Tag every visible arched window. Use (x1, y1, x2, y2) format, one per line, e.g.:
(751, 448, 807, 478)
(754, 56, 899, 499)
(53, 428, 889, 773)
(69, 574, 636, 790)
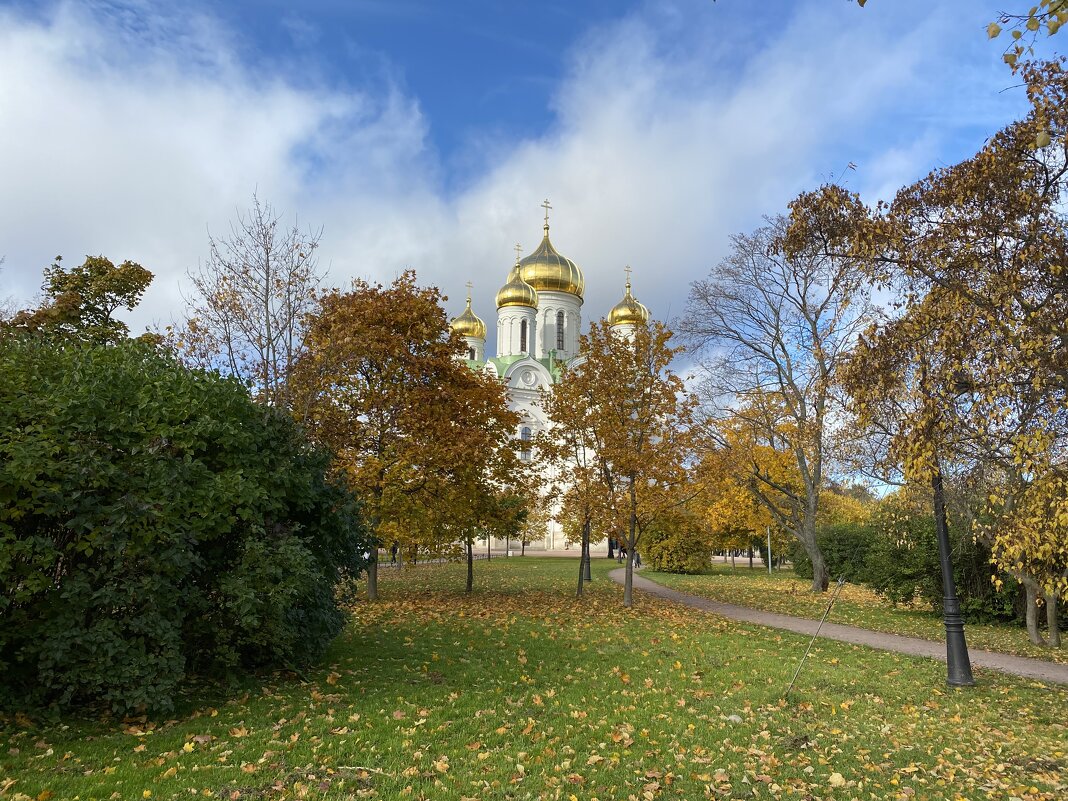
(520, 426, 532, 462)
(468, 347, 476, 360)
(556, 311, 565, 351)
(520, 319, 528, 353)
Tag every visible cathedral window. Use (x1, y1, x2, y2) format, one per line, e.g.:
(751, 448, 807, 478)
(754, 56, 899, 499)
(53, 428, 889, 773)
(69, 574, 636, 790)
(556, 311, 565, 351)
(520, 426, 532, 462)
(520, 319, 528, 353)
(468, 347, 476, 360)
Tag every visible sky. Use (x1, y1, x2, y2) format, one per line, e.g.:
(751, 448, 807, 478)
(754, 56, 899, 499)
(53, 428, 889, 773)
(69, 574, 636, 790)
(0, 0, 1046, 351)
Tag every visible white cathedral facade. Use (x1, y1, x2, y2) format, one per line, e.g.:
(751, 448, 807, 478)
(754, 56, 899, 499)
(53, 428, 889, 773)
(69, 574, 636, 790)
(448, 207, 650, 550)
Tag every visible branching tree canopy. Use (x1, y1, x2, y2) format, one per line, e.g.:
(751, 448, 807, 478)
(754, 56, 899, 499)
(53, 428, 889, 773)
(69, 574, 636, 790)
(786, 59, 1068, 640)
(546, 320, 697, 607)
(3, 255, 153, 345)
(291, 271, 518, 600)
(681, 216, 873, 591)
(178, 195, 323, 409)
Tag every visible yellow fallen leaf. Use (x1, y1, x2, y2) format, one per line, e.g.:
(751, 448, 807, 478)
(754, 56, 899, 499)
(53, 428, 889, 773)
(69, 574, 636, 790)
(829, 772, 846, 788)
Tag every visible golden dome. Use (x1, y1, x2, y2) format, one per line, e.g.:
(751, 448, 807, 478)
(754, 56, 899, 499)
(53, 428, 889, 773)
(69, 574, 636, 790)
(607, 276, 649, 327)
(451, 294, 486, 340)
(496, 263, 539, 309)
(518, 222, 584, 299)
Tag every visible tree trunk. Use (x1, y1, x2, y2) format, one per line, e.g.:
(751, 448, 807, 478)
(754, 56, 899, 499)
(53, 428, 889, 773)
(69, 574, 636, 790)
(582, 518, 592, 582)
(748, 548, 753, 570)
(623, 503, 637, 608)
(799, 519, 829, 591)
(521, 538, 526, 556)
(1024, 581, 1044, 645)
(730, 552, 735, 570)
(1047, 593, 1061, 648)
(367, 553, 379, 601)
(466, 539, 474, 594)
(576, 538, 585, 598)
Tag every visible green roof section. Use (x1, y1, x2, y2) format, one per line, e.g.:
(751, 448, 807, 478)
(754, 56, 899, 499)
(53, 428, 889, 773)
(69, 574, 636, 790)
(461, 352, 569, 383)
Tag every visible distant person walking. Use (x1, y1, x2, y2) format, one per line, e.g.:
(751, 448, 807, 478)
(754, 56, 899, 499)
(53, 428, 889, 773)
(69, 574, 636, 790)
(390, 542, 399, 565)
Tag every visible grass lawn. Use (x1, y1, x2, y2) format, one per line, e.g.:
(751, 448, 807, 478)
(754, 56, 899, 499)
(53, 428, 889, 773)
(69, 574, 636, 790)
(1, 556, 1065, 801)
(642, 563, 1068, 665)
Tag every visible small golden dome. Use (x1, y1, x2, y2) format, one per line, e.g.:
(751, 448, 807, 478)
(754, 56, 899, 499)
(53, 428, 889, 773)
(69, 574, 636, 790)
(518, 223, 584, 299)
(496, 263, 539, 309)
(607, 275, 649, 327)
(451, 295, 486, 340)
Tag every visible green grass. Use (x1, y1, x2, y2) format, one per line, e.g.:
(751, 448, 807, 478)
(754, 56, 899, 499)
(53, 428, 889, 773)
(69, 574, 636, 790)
(0, 557, 1064, 801)
(642, 562, 1068, 664)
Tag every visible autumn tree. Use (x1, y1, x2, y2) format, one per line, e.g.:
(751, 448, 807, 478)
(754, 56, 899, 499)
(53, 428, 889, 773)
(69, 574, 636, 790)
(3, 255, 153, 345)
(693, 432, 792, 569)
(786, 59, 1068, 643)
(681, 217, 873, 591)
(291, 271, 518, 600)
(541, 434, 611, 597)
(546, 320, 697, 607)
(179, 195, 323, 408)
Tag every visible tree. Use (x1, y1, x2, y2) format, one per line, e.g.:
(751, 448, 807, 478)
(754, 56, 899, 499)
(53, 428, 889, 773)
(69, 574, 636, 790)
(681, 217, 873, 591)
(786, 59, 1068, 643)
(693, 432, 792, 569)
(178, 195, 323, 408)
(290, 272, 519, 600)
(3, 255, 152, 344)
(546, 320, 697, 607)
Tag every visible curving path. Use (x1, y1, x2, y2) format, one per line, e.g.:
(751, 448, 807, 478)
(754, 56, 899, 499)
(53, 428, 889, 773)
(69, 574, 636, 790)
(608, 568, 1068, 686)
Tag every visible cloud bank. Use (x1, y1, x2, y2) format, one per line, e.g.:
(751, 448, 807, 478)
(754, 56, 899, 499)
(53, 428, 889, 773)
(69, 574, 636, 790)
(0, 0, 1028, 347)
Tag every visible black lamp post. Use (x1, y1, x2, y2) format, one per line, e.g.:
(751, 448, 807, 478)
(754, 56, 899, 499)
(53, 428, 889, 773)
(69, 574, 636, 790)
(931, 461, 975, 686)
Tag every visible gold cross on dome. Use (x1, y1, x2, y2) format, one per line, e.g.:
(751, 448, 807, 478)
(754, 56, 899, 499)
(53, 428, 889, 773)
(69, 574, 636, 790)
(514, 242, 523, 263)
(465, 280, 473, 302)
(541, 198, 552, 226)
(624, 265, 633, 282)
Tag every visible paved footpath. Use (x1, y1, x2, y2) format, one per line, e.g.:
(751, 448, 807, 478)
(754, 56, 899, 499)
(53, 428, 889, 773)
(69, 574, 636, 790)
(608, 568, 1068, 686)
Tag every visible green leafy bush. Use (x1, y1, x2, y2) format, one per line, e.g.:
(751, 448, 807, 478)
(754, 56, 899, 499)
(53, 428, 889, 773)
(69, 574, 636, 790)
(644, 510, 710, 574)
(0, 338, 367, 713)
(789, 523, 875, 584)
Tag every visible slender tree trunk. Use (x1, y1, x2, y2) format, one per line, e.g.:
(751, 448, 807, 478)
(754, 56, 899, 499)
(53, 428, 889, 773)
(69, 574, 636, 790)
(466, 538, 474, 594)
(623, 505, 637, 608)
(748, 548, 753, 570)
(731, 552, 735, 570)
(800, 519, 829, 591)
(582, 517, 592, 582)
(1046, 593, 1061, 648)
(576, 538, 585, 598)
(367, 554, 379, 601)
(367, 512, 381, 601)
(1024, 581, 1044, 645)
(522, 538, 526, 556)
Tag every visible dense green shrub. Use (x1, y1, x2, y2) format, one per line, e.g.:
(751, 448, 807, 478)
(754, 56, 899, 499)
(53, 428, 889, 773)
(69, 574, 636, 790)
(789, 523, 875, 584)
(644, 510, 710, 574)
(862, 507, 1020, 624)
(0, 338, 367, 713)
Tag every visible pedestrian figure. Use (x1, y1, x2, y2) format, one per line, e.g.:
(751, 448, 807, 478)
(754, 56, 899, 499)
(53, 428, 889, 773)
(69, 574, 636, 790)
(390, 542, 399, 565)
(633, 550, 642, 568)
(619, 545, 627, 564)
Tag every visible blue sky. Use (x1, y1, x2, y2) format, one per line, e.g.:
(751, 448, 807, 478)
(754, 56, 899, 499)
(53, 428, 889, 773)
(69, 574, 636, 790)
(0, 0, 1051, 347)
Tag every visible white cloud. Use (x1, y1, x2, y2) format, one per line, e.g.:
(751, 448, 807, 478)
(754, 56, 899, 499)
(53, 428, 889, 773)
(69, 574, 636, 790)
(0, 0, 1030, 351)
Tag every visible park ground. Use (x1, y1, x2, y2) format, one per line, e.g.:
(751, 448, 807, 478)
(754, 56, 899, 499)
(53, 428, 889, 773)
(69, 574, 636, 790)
(1, 557, 1065, 801)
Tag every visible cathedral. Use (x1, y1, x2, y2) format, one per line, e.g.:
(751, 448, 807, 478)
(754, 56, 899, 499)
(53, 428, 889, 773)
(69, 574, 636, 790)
(449, 203, 650, 550)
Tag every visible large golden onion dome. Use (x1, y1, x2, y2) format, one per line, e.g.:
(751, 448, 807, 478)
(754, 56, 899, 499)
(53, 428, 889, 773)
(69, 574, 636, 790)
(607, 274, 650, 327)
(518, 222, 584, 299)
(450, 293, 486, 340)
(495, 262, 539, 309)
